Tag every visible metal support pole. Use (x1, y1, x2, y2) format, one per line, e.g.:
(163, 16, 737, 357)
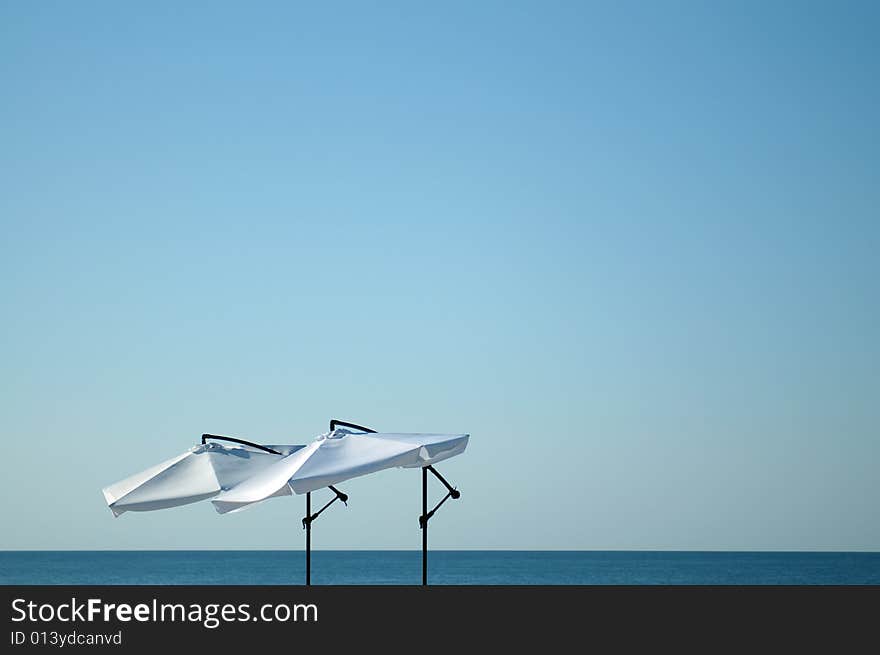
(422, 466, 428, 586)
(301, 486, 347, 586)
(306, 492, 311, 586)
(418, 465, 461, 586)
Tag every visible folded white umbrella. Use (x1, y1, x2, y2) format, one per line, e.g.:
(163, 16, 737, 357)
(102, 420, 468, 585)
(102, 439, 304, 517)
(212, 428, 468, 513)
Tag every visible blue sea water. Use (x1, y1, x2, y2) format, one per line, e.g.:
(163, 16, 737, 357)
(1, 551, 878, 585)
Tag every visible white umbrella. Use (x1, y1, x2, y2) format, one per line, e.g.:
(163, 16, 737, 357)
(102, 421, 468, 585)
(211, 427, 467, 513)
(102, 437, 302, 517)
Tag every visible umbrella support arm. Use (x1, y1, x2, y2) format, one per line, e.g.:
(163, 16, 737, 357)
(302, 485, 348, 528)
(418, 465, 461, 528)
(201, 434, 281, 456)
(419, 465, 461, 586)
(428, 465, 459, 497)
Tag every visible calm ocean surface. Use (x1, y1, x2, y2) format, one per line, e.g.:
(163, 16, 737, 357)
(2, 551, 879, 585)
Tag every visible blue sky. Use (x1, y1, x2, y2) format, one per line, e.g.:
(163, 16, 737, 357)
(1, 2, 878, 550)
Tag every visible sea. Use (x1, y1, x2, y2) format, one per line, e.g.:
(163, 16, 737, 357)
(2, 551, 879, 585)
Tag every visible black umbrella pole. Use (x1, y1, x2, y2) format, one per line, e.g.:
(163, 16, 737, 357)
(422, 466, 427, 586)
(306, 492, 311, 586)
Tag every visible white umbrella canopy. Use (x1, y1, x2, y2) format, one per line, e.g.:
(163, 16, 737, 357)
(102, 440, 304, 517)
(211, 428, 468, 513)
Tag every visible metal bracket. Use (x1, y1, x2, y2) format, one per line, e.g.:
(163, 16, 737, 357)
(329, 419, 377, 434)
(302, 485, 349, 529)
(201, 434, 281, 455)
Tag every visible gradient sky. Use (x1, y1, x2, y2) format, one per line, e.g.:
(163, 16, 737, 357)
(1, 2, 878, 550)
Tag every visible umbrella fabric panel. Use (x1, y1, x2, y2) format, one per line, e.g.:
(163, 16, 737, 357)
(365, 433, 469, 468)
(104, 451, 220, 516)
(102, 449, 194, 515)
(211, 441, 322, 514)
(206, 445, 286, 489)
(262, 445, 307, 456)
(102, 443, 284, 517)
(285, 431, 435, 494)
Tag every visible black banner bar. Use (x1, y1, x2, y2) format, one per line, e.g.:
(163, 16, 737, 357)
(2, 586, 877, 650)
